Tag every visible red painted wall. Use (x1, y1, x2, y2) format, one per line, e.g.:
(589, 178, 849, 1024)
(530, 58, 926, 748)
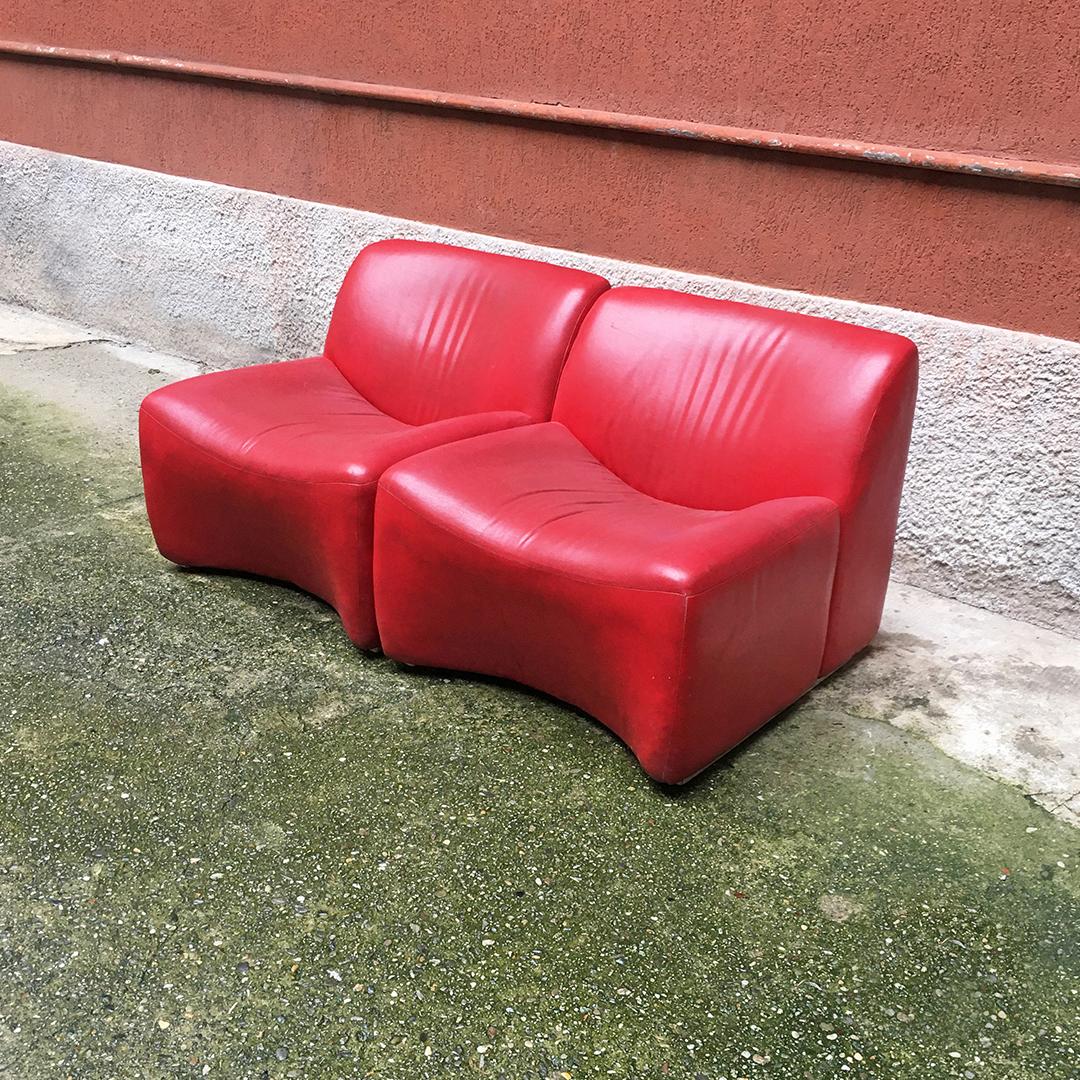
(2, 1, 1079, 338)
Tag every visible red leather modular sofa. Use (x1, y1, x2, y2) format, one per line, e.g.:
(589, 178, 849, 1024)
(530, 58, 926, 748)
(140, 240, 608, 648)
(141, 240, 917, 783)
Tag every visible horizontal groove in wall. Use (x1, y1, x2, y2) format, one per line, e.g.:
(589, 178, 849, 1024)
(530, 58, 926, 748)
(3, 39, 1080, 190)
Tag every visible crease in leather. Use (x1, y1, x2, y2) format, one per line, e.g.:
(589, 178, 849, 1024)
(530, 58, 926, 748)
(398, 271, 491, 426)
(236, 416, 394, 454)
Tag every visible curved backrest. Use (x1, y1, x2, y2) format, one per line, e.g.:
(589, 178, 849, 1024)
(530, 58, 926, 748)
(324, 240, 609, 426)
(553, 287, 919, 673)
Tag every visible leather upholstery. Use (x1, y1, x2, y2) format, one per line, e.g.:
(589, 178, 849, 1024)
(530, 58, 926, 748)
(139, 241, 609, 648)
(326, 239, 607, 426)
(374, 287, 917, 782)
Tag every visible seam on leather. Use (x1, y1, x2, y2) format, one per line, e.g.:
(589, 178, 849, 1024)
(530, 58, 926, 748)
(355, 471, 372, 623)
(819, 356, 915, 662)
(549, 283, 610, 418)
(379, 484, 838, 600)
(655, 516, 839, 782)
(687, 511, 840, 602)
(141, 407, 381, 489)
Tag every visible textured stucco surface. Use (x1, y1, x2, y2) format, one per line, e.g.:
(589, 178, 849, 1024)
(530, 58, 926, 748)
(4, 62, 1080, 340)
(1, 141, 1077, 638)
(8, 0, 1079, 159)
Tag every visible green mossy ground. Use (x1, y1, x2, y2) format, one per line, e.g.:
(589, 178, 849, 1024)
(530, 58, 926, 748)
(0, 385, 1076, 1079)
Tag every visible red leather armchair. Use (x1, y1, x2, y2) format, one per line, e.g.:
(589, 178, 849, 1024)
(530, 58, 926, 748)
(374, 287, 918, 782)
(139, 240, 608, 647)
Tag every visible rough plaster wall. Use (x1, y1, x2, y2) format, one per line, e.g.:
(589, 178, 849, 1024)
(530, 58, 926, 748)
(1, 140, 1077, 638)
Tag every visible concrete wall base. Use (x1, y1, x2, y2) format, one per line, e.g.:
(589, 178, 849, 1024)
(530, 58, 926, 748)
(1, 139, 1076, 637)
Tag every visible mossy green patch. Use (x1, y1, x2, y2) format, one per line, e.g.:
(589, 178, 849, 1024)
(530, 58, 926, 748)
(0, 389, 140, 539)
(0, 383, 1077, 1079)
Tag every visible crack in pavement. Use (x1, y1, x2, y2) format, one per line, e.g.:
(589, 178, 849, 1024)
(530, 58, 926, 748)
(0, 337, 115, 357)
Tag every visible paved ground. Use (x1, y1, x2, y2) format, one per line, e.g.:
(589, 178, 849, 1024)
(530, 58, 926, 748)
(0, 306, 1077, 1078)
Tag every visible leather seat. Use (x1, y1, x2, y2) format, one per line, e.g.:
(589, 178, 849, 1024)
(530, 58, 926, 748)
(373, 287, 918, 782)
(140, 240, 608, 647)
(377, 421, 838, 593)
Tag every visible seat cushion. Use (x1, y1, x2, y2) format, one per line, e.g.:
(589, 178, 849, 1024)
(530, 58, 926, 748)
(140, 356, 531, 647)
(376, 422, 836, 595)
(141, 355, 533, 485)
